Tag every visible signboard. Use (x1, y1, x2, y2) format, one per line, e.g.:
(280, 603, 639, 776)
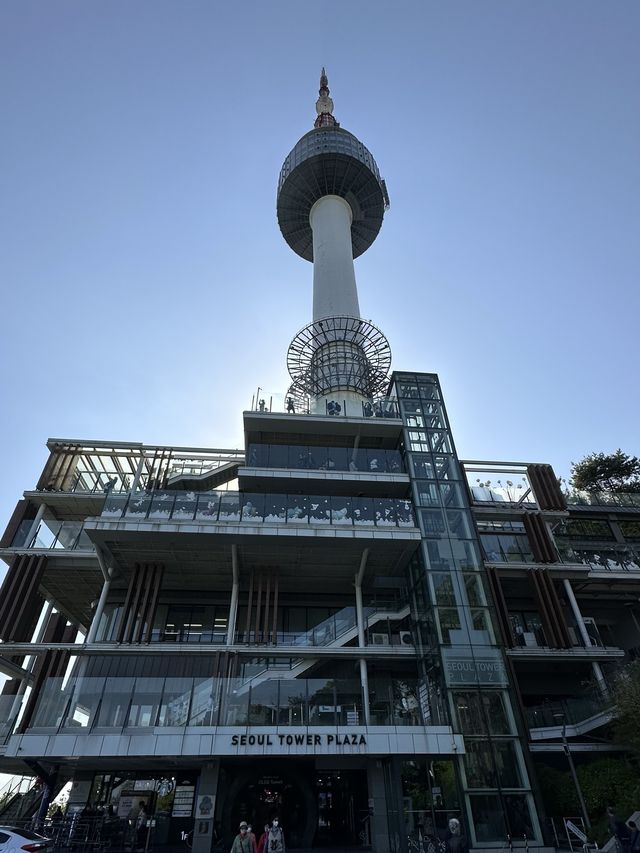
(196, 795, 215, 819)
(172, 785, 196, 818)
(442, 648, 508, 686)
(565, 820, 587, 843)
(231, 732, 366, 747)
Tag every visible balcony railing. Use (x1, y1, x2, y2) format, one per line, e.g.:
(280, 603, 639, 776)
(11, 519, 95, 551)
(556, 542, 640, 572)
(566, 490, 640, 509)
(20, 675, 426, 733)
(246, 444, 404, 475)
(101, 490, 416, 529)
(525, 691, 612, 730)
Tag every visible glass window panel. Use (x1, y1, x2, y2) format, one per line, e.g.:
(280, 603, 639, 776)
(308, 679, 337, 725)
(241, 493, 265, 521)
(325, 447, 348, 472)
(415, 481, 440, 507)
(467, 607, 495, 642)
(349, 448, 366, 472)
(433, 455, 460, 481)
(366, 449, 385, 473)
(189, 678, 218, 726)
(32, 679, 69, 728)
(431, 573, 457, 607)
(420, 509, 447, 537)
(196, 493, 220, 521)
(287, 495, 309, 522)
(462, 574, 486, 607)
(482, 693, 513, 735)
(400, 399, 423, 416)
(469, 794, 507, 843)
(503, 794, 535, 838)
(375, 498, 396, 527)
(451, 539, 484, 570)
(410, 456, 435, 480)
(264, 494, 287, 523)
(494, 741, 523, 788)
(97, 677, 135, 728)
(440, 483, 466, 508)
(386, 450, 403, 473)
(63, 679, 103, 730)
(172, 492, 198, 520)
(277, 681, 308, 725)
(309, 496, 330, 524)
(335, 681, 363, 725)
(436, 608, 462, 643)
(268, 445, 288, 468)
(423, 539, 455, 571)
(453, 691, 484, 734)
(158, 679, 193, 727)
(418, 383, 440, 401)
(428, 431, 452, 454)
(353, 497, 375, 525)
(290, 446, 318, 469)
(330, 496, 352, 525)
(127, 678, 163, 727)
(405, 414, 425, 429)
(447, 511, 473, 539)
(464, 740, 497, 788)
(247, 444, 268, 468)
(249, 681, 279, 725)
(399, 382, 419, 398)
(219, 493, 241, 521)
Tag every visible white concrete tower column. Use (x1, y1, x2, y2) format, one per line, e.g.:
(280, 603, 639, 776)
(310, 195, 360, 321)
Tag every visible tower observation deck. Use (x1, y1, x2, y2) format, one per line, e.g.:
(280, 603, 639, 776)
(278, 70, 391, 415)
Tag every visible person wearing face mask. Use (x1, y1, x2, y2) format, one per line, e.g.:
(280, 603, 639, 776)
(267, 818, 285, 853)
(231, 822, 253, 853)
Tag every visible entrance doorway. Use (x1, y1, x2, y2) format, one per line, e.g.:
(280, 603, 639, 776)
(315, 771, 369, 847)
(223, 763, 369, 849)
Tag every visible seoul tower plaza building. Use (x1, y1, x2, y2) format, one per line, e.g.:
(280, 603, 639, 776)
(0, 71, 595, 853)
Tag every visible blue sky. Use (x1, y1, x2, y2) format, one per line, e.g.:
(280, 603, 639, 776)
(1, 0, 639, 537)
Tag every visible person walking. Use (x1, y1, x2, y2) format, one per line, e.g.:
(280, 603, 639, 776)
(266, 818, 285, 853)
(445, 818, 468, 853)
(257, 824, 270, 853)
(247, 824, 258, 853)
(135, 802, 148, 851)
(231, 822, 253, 853)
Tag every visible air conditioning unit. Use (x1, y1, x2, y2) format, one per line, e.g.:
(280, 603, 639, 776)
(399, 631, 414, 646)
(371, 632, 390, 646)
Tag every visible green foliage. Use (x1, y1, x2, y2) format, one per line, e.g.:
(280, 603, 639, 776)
(536, 758, 640, 844)
(570, 450, 640, 493)
(612, 661, 640, 754)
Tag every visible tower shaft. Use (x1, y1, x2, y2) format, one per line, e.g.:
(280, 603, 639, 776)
(310, 195, 360, 321)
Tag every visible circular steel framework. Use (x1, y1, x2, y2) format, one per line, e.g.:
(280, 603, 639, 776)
(277, 127, 388, 262)
(287, 316, 391, 398)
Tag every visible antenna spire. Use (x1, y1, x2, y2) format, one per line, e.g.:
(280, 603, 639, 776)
(314, 68, 339, 128)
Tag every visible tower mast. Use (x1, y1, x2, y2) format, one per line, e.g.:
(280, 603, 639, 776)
(277, 70, 391, 416)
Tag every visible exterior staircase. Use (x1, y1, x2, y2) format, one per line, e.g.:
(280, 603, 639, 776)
(239, 602, 411, 690)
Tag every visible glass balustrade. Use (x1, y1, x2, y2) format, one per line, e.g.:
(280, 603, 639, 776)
(19, 676, 428, 733)
(102, 490, 416, 529)
(556, 542, 640, 572)
(524, 691, 613, 729)
(14, 519, 95, 551)
(246, 444, 404, 474)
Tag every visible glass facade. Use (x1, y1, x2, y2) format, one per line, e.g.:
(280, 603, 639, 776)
(394, 372, 541, 846)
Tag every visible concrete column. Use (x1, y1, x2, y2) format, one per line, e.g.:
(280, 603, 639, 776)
(310, 195, 360, 321)
(192, 761, 220, 853)
(367, 759, 392, 853)
(355, 550, 371, 725)
(86, 576, 112, 644)
(563, 578, 609, 696)
(227, 545, 239, 646)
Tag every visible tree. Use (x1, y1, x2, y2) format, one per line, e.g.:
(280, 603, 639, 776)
(612, 660, 640, 754)
(570, 450, 640, 493)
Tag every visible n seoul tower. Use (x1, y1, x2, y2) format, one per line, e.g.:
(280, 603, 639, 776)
(278, 69, 391, 416)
